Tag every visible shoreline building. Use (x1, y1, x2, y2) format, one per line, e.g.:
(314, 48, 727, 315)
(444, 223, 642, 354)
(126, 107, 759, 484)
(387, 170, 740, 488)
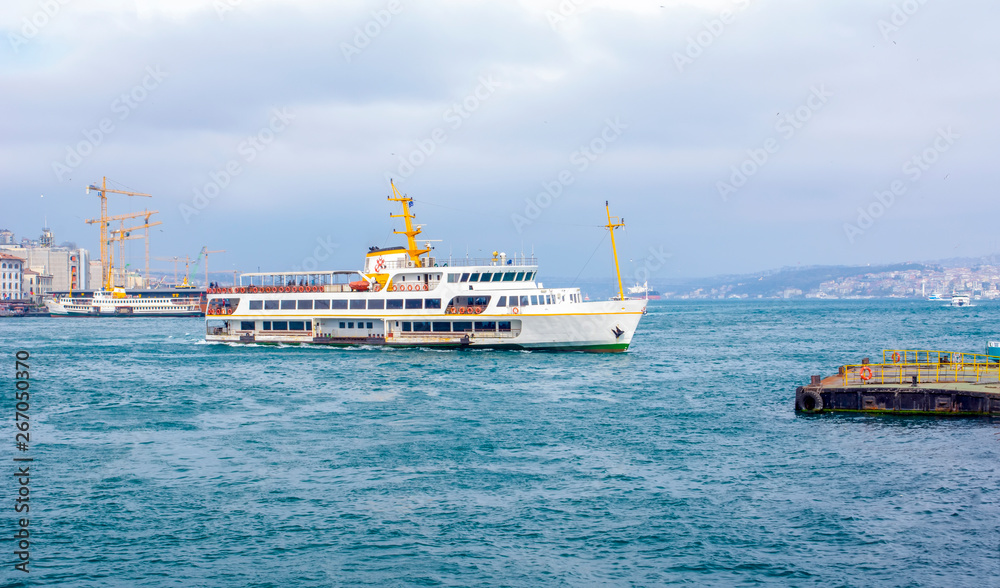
(0, 253, 24, 300)
(0, 227, 89, 293)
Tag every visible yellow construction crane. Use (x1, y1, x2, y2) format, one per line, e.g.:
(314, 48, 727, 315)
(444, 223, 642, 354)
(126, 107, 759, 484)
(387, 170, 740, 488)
(85, 210, 149, 289)
(85, 177, 151, 291)
(201, 248, 226, 287)
(154, 255, 191, 288)
(110, 216, 162, 287)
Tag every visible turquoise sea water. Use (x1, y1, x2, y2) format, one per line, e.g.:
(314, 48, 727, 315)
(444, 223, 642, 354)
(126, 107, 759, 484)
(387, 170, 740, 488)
(3, 300, 999, 586)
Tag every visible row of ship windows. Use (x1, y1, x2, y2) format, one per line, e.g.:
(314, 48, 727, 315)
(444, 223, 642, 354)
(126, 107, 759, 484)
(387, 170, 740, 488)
(248, 299, 442, 311)
(401, 321, 513, 332)
(446, 271, 536, 283)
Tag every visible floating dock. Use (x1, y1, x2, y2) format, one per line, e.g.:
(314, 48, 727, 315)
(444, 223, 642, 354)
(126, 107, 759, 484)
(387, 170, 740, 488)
(796, 349, 1000, 416)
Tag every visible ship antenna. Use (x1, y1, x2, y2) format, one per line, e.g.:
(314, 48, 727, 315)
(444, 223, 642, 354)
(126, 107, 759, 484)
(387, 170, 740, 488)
(605, 201, 626, 301)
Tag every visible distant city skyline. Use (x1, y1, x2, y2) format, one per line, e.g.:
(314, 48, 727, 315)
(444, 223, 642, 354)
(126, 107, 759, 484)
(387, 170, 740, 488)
(4, 1, 999, 282)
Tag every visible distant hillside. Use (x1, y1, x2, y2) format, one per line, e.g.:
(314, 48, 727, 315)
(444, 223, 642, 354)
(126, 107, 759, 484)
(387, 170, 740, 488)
(680, 263, 930, 298)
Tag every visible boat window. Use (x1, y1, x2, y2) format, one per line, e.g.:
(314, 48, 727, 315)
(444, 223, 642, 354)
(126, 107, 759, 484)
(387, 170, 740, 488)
(448, 273, 459, 283)
(519, 295, 529, 306)
(281, 300, 296, 310)
(452, 321, 473, 332)
(425, 298, 441, 309)
(241, 321, 255, 330)
(503, 272, 515, 281)
(474, 321, 496, 331)
(413, 321, 431, 332)
(249, 300, 263, 310)
(350, 300, 365, 309)
(469, 273, 480, 282)
(306, 321, 312, 330)
(526, 272, 535, 281)
(515, 272, 524, 281)
(386, 299, 403, 309)
(405, 299, 422, 309)
(272, 321, 288, 330)
(263, 321, 271, 330)
(347, 322, 354, 328)
(402, 322, 412, 332)
(331, 300, 348, 309)
(496, 296, 506, 307)
(314, 300, 330, 309)
(368, 299, 384, 309)
(531, 296, 538, 305)
(499, 321, 512, 332)
(265, 300, 279, 310)
(298, 300, 313, 310)
(432, 321, 450, 332)
(366, 322, 373, 329)
(339, 322, 346, 328)
(289, 321, 305, 330)
(460, 273, 470, 282)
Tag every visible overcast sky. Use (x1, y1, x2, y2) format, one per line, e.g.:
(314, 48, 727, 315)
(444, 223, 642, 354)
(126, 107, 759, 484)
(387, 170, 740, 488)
(2, 0, 998, 285)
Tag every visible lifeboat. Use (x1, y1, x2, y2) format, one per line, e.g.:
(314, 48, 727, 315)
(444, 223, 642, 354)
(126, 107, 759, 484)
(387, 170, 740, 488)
(349, 280, 370, 291)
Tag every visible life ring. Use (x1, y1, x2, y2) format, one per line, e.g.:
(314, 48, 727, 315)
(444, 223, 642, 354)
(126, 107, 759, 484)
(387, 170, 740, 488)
(251, 287, 258, 293)
(511, 307, 519, 314)
(892, 352, 901, 363)
(475, 306, 483, 314)
(373, 284, 381, 292)
(860, 367, 873, 382)
(405, 284, 412, 291)
(422, 284, 428, 291)
(798, 389, 823, 413)
(459, 307, 466, 314)
(208, 288, 214, 294)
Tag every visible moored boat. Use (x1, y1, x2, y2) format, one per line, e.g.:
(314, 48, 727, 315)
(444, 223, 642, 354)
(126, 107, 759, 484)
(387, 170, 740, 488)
(204, 184, 646, 351)
(46, 286, 206, 317)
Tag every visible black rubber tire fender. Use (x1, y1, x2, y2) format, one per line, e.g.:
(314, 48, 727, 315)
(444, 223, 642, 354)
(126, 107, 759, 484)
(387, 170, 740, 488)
(799, 389, 824, 413)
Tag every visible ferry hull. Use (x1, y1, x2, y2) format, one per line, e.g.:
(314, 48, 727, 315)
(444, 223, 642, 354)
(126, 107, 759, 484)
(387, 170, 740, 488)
(205, 300, 645, 352)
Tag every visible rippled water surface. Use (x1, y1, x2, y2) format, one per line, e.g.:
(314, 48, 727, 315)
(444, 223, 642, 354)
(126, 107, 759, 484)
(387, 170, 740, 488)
(3, 300, 999, 586)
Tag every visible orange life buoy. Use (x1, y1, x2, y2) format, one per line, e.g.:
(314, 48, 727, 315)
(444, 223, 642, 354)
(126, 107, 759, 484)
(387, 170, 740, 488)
(422, 284, 428, 291)
(459, 307, 466, 314)
(892, 352, 901, 363)
(512, 307, 519, 314)
(475, 306, 483, 314)
(373, 284, 381, 292)
(251, 287, 258, 293)
(208, 288, 214, 294)
(860, 367, 873, 381)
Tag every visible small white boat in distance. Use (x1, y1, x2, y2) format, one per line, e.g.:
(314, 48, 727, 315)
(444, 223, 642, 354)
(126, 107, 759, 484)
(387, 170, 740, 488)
(949, 294, 973, 308)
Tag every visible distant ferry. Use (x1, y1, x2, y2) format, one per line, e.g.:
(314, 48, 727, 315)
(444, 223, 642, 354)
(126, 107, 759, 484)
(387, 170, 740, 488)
(949, 294, 973, 308)
(627, 281, 661, 300)
(203, 184, 646, 352)
(46, 286, 206, 317)
(927, 293, 944, 301)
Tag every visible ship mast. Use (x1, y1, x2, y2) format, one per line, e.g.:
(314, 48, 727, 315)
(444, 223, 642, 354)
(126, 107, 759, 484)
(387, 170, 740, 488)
(388, 180, 431, 267)
(605, 201, 626, 301)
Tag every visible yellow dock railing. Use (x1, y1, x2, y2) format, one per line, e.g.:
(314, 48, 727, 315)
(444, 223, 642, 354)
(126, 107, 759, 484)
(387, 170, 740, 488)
(842, 349, 1000, 386)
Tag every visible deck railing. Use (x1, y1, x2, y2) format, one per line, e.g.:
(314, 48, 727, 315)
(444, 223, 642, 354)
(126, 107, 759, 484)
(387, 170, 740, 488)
(843, 349, 1000, 385)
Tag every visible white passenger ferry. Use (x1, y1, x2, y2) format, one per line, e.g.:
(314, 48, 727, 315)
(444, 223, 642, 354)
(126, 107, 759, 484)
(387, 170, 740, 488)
(204, 184, 646, 351)
(47, 286, 205, 317)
